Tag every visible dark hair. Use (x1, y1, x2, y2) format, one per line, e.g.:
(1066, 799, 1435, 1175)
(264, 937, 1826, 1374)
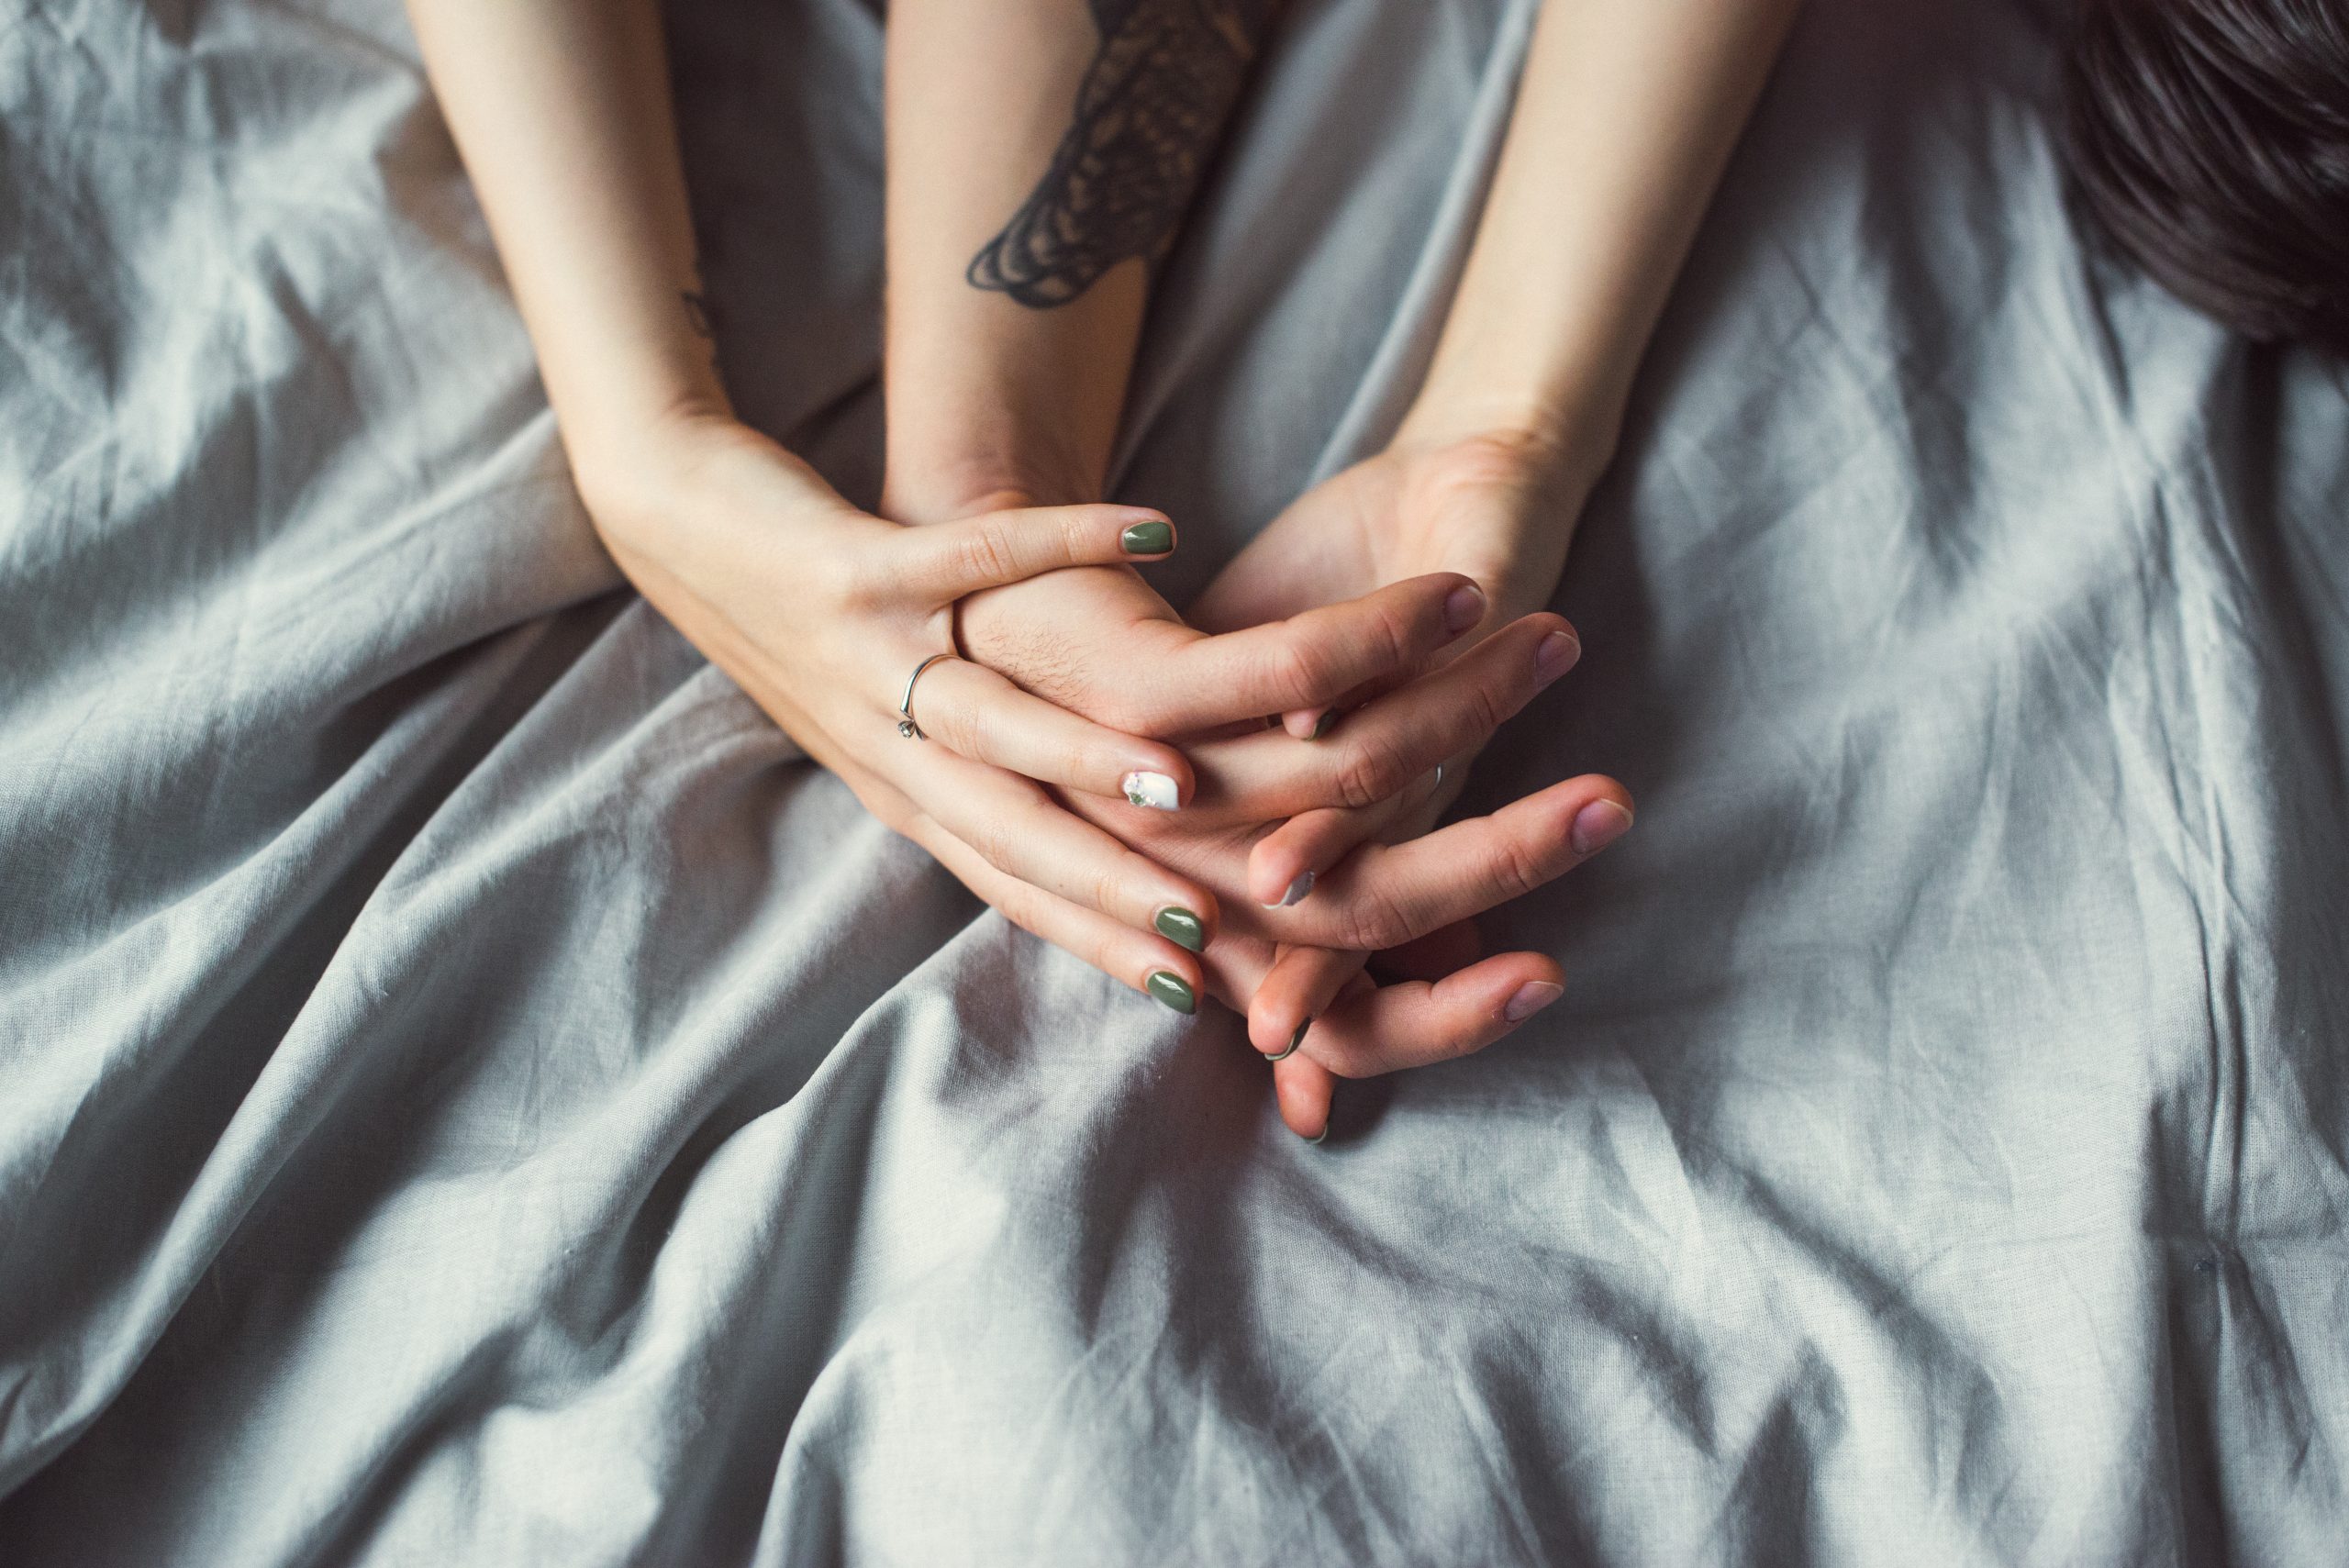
(2064, 0, 2349, 352)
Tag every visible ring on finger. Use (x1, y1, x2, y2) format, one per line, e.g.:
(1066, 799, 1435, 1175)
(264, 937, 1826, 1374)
(896, 651, 957, 740)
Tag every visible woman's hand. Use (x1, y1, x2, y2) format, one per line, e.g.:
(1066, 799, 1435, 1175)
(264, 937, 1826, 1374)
(1182, 430, 1634, 1137)
(896, 465, 1630, 1139)
(1058, 681, 1632, 1139)
(579, 413, 1254, 1009)
(1191, 429, 1612, 913)
(950, 492, 1495, 741)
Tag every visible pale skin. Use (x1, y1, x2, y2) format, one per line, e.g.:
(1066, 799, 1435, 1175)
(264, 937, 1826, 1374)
(400, 0, 1523, 1043)
(885, 0, 1802, 1133)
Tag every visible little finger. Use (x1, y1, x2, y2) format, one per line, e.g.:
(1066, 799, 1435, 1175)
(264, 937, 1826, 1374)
(909, 751, 1220, 953)
(907, 813, 1208, 1014)
(1288, 950, 1567, 1077)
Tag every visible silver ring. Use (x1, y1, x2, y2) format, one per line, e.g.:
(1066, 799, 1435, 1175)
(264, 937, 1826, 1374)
(897, 652, 955, 740)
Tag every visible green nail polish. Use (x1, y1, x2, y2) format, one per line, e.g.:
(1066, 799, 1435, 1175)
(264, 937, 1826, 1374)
(1305, 1085, 1337, 1143)
(1119, 519, 1174, 556)
(1308, 710, 1336, 740)
(1147, 972, 1197, 1014)
(1154, 907, 1205, 952)
(1264, 1017, 1309, 1062)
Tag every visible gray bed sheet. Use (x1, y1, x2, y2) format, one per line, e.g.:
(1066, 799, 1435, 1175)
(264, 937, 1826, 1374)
(4, 0, 2346, 1562)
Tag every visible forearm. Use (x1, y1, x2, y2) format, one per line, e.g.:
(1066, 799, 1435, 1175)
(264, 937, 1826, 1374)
(405, 0, 746, 509)
(883, 0, 1280, 519)
(1397, 0, 1802, 474)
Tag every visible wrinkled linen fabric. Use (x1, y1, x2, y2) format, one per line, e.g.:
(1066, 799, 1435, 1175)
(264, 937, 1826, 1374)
(3, 0, 2345, 1561)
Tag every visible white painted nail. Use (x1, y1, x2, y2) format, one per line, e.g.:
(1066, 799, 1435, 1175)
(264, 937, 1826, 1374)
(1263, 871, 1314, 909)
(1120, 771, 1180, 810)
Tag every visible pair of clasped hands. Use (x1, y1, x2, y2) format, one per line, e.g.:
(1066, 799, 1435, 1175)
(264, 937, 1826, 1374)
(595, 414, 1634, 1140)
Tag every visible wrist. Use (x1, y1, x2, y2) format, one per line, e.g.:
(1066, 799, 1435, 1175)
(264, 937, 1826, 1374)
(1375, 426, 1602, 628)
(1391, 392, 1616, 491)
(879, 437, 1104, 527)
(1386, 424, 1604, 530)
(564, 389, 739, 524)
(568, 399, 848, 570)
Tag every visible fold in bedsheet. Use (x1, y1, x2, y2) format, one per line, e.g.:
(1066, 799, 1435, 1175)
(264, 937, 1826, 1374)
(3, 0, 2345, 1562)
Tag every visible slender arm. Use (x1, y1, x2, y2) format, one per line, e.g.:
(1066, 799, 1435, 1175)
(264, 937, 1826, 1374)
(883, 0, 1282, 520)
(402, 0, 779, 511)
(1396, 0, 1804, 479)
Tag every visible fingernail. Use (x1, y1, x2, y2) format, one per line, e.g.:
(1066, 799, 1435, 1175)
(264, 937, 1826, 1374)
(1305, 1088, 1334, 1144)
(1121, 770, 1180, 810)
(1119, 519, 1174, 555)
(1263, 871, 1314, 909)
(1153, 906, 1205, 952)
(1503, 980, 1564, 1023)
(1535, 629, 1580, 682)
(1308, 710, 1336, 740)
(1570, 799, 1634, 855)
(1444, 584, 1487, 634)
(1147, 972, 1197, 1014)
(1264, 1017, 1309, 1062)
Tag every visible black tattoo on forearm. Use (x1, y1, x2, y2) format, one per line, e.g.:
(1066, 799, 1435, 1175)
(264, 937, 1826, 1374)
(967, 0, 1281, 308)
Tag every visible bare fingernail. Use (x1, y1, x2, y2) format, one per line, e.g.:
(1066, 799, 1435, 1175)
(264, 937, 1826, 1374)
(1535, 629, 1580, 682)
(1264, 1017, 1309, 1062)
(1570, 799, 1633, 855)
(1264, 871, 1314, 908)
(1121, 771, 1179, 810)
(1503, 980, 1564, 1023)
(1444, 584, 1487, 635)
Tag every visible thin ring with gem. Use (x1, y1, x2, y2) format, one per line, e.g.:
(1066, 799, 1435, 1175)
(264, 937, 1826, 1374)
(897, 651, 956, 740)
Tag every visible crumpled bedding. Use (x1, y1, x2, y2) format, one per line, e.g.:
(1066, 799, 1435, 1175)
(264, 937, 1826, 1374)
(3, 0, 2345, 1562)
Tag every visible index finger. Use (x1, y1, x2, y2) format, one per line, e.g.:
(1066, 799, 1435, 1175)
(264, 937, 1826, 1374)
(1128, 574, 1486, 734)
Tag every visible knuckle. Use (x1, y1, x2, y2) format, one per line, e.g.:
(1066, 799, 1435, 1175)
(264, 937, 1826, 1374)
(963, 817, 1018, 873)
(1462, 673, 1510, 739)
(1336, 888, 1411, 952)
(1085, 862, 1126, 919)
(1267, 638, 1332, 706)
(991, 878, 1044, 929)
(869, 795, 920, 838)
(1437, 1021, 1488, 1062)
(954, 521, 1019, 587)
(1488, 835, 1550, 901)
(1333, 731, 1413, 810)
(1369, 601, 1416, 669)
